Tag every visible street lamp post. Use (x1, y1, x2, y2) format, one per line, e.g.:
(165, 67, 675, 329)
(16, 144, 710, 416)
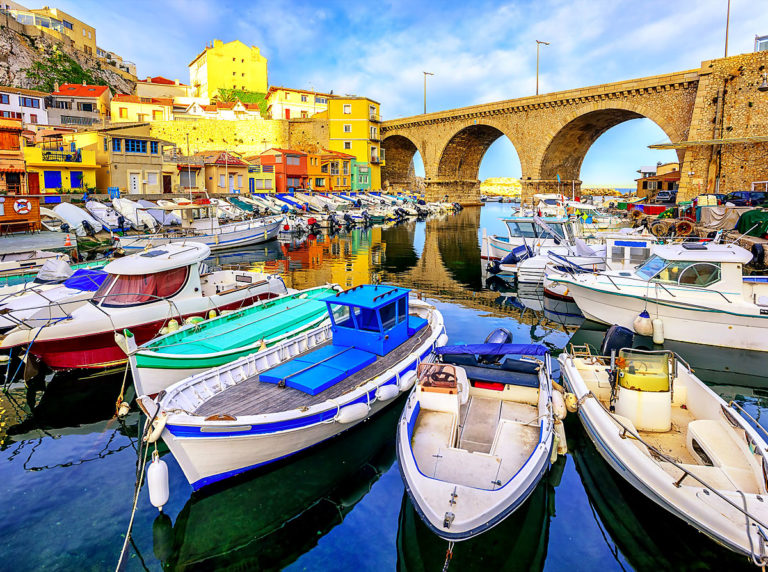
(724, 0, 731, 57)
(423, 71, 434, 114)
(536, 40, 550, 95)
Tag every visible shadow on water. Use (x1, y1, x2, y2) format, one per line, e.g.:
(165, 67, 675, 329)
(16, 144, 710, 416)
(156, 395, 405, 571)
(396, 456, 566, 572)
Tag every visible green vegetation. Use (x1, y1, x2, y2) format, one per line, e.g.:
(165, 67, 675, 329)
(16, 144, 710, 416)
(22, 48, 107, 92)
(215, 89, 268, 116)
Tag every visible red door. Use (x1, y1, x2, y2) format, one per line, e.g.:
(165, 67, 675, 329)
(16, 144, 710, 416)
(27, 172, 39, 195)
(285, 108, 290, 119)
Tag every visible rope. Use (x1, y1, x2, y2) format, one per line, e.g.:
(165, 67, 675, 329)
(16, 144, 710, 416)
(442, 541, 455, 572)
(115, 362, 130, 415)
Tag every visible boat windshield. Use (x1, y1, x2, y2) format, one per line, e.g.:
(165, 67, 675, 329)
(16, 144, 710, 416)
(635, 255, 668, 280)
(94, 266, 189, 307)
(505, 221, 537, 238)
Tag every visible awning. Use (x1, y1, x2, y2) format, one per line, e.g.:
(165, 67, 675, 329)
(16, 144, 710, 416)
(435, 343, 549, 356)
(649, 135, 768, 150)
(0, 168, 25, 173)
(176, 164, 202, 170)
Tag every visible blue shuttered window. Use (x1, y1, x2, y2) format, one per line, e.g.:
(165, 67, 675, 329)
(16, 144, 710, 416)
(43, 171, 62, 189)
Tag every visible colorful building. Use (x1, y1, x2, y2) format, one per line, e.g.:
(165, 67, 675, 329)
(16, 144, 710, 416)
(635, 162, 680, 199)
(321, 96, 383, 190)
(0, 118, 26, 193)
(23, 135, 98, 194)
(0, 86, 48, 125)
(135, 76, 191, 100)
(111, 94, 173, 123)
(197, 151, 250, 194)
(244, 158, 275, 193)
(306, 150, 353, 192)
(259, 148, 308, 194)
(351, 160, 371, 191)
(178, 100, 262, 121)
(265, 87, 330, 120)
(48, 83, 111, 127)
(64, 124, 168, 194)
(189, 39, 268, 99)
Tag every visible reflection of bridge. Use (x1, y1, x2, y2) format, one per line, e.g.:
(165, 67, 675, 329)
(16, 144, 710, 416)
(382, 52, 768, 203)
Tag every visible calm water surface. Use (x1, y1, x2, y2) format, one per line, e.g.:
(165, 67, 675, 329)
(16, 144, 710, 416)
(0, 203, 764, 571)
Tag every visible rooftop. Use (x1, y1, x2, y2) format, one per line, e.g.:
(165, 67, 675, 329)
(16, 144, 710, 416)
(0, 86, 48, 98)
(113, 94, 173, 106)
(138, 76, 188, 86)
(324, 284, 410, 310)
(652, 243, 752, 264)
(266, 86, 334, 99)
(52, 84, 110, 98)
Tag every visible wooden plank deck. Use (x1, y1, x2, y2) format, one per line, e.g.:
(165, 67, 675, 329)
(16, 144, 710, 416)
(195, 325, 433, 417)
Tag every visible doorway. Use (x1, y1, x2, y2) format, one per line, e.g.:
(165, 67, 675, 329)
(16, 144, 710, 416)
(129, 172, 140, 194)
(27, 172, 39, 194)
(163, 174, 172, 194)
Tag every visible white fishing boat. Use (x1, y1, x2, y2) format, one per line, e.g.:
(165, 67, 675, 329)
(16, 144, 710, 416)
(117, 204, 284, 252)
(137, 200, 181, 227)
(481, 216, 571, 263)
(39, 207, 67, 232)
(137, 285, 446, 491)
(112, 198, 157, 232)
(52, 203, 102, 236)
(560, 335, 768, 564)
(85, 200, 129, 231)
(397, 333, 563, 540)
(1, 242, 288, 370)
(550, 242, 768, 351)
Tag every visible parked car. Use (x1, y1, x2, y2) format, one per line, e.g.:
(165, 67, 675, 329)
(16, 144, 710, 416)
(723, 191, 768, 206)
(655, 190, 677, 203)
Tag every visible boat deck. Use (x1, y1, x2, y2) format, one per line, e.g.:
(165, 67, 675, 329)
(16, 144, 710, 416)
(195, 324, 433, 417)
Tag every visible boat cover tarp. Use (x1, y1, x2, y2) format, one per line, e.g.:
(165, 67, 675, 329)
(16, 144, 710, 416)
(63, 268, 109, 291)
(138, 200, 181, 226)
(229, 197, 255, 213)
(737, 210, 768, 238)
(276, 194, 305, 209)
(260, 344, 376, 395)
(457, 364, 539, 388)
(435, 343, 548, 356)
(36, 258, 73, 282)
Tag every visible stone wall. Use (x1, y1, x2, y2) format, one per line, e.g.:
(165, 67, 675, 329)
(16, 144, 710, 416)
(285, 117, 329, 152)
(678, 51, 768, 200)
(149, 117, 289, 156)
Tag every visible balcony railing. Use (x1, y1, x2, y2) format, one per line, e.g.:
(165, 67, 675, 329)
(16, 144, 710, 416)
(369, 113, 381, 122)
(370, 157, 381, 164)
(42, 150, 81, 163)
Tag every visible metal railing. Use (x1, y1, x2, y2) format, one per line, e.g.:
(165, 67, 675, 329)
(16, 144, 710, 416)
(42, 150, 82, 163)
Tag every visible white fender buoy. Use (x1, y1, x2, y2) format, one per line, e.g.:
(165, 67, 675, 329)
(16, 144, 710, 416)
(652, 318, 665, 344)
(376, 384, 399, 402)
(147, 451, 169, 511)
(554, 419, 568, 455)
(398, 370, 418, 392)
(208, 309, 217, 319)
(565, 393, 579, 413)
(436, 333, 449, 347)
(336, 402, 369, 424)
(118, 401, 130, 418)
(159, 327, 169, 336)
(167, 319, 179, 333)
(552, 391, 567, 419)
(114, 332, 129, 355)
(145, 412, 168, 443)
(632, 310, 653, 336)
(185, 316, 204, 326)
(550, 433, 560, 464)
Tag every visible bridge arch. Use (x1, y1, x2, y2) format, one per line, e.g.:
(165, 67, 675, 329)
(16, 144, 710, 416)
(436, 123, 523, 181)
(537, 104, 686, 182)
(381, 134, 425, 189)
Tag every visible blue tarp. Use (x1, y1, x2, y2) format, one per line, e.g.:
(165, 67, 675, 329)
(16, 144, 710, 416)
(435, 343, 549, 356)
(63, 269, 109, 291)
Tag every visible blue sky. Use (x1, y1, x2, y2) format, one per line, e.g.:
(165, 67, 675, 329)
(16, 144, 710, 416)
(54, 0, 768, 187)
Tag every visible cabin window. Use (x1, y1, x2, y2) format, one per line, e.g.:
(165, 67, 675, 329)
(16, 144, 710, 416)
(380, 301, 397, 330)
(95, 267, 189, 307)
(397, 297, 406, 323)
(352, 306, 381, 332)
(505, 221, 537, 239)
(677, 263, 721, 287)
(636, 255, 668, 280)
(629, 247, 651, 265)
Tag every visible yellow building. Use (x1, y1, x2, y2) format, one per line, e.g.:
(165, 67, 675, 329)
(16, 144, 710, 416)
(189, 39, 268, 99)
(265, 87, 330, 120)
(29, 7, 97, 56)
(23, 143, 98, 193)
(321, 97, 383, 190)
(111, 95, 174, 123)
(244, 158, 275, 193)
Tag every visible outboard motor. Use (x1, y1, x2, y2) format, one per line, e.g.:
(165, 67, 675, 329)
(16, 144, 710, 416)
(361, 211, 371, 226)
(395, 207, 406, 219)
(60, 222, 71, 233)
(328, 213, 340, 229)
(486, 245, 532, 274)
(116, 214, 126, 230)
(356, 199, 363, 208)
(418, 199, 427, 206)
(81, 219, 96, 237)
(343, 213, 355, 227)
(307, 217, 320, 234)
(453, 202, 463, 211)
(600, 325, 634, 357)
(480, 328, 513, 363)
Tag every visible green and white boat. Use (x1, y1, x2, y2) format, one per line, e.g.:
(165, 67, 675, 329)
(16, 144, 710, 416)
(127, 284, 342, 396)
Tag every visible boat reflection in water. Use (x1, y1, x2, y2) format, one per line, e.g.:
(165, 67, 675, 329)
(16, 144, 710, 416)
(569, 424, 750, 570)
(396, 457, 565, 571)
(154, 395, 404, 570)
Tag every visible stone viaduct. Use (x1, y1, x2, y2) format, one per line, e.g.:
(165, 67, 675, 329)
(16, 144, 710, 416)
(381, 52, 768, 203)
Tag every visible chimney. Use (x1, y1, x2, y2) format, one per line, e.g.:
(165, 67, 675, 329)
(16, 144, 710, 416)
(54, 82, 60, 92)
(82, 81, 86, 86)
(174, 79, 179, 85)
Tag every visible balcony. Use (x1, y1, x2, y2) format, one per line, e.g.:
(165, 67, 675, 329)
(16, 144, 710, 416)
(369, 113, 381, 122)
(370, 157, 381, 165)
(42, 150, 81, 163)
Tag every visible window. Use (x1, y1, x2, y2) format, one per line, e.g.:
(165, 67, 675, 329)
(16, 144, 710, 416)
(301, 111, 307, 118)
(55, 100, 70, 109)
(343, 124, 352, 133)
(757, 35, 768, 51)
(301, 95, 307, 102)
(219, 174, 225, 187)
(265, 180, 272, 189)
(83, 29, 86, 36)
(62, 20, 73, 30)
(678, 263, 721, 287)
(20, 97, 39, 108)
(152, 110, 163, 120)
(95, 267, 189, 307)
(315, 178, 325, 187)
(636, 256, 668, 280)
(150, 141, 158, 154)
(147, 172, 158, 185)
(343, 104, 351, 114)
(380, 302, 397, 329)
(242, 73, 245, 77)
(286, 155, 300, 166)
(343, 162, 349, 175)
(125, 139, 147, 153)
(370, 127, 377, 139)
(287, 177, 300, 187)
(112, 138, 121, 152)
(237, 174, 243, 188)
(315, 97, 327, 104)
(29, 114, 37, 124)
(336, 177, 340, 186)
(78, 102, 94, 112)
(103, 137, 107, 151)
(43, 170, 62, 189)
(119, 107, 127, 118)
(70, 171, 83, 188)
(180, 170, 196, 188)
(344, 141, 351, 150)
(343, 177, 347, 185)
(0, 94, 8, 104)
(88, 31, 92, 39)
(275, 155, 282, 163)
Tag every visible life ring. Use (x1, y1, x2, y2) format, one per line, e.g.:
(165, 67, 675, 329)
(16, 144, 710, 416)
(13, 199, 31, 215)
(675, 220, 694, 237)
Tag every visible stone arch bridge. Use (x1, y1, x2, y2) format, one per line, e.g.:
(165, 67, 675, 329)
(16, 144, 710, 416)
(381, 52, 768, 203)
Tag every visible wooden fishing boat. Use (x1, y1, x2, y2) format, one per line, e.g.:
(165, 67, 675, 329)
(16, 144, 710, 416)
(127, 284, 342, 396)
(560, 334, 768, 564)
(397, 333, 563, 540)
(1, 242, 287, 370)
(138, 285, 446, 490)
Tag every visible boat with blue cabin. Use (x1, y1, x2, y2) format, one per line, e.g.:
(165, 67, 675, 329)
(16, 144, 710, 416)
(138, 284, 447, 490)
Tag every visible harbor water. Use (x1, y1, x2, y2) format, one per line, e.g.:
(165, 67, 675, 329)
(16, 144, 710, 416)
(0, 202, 763, 570)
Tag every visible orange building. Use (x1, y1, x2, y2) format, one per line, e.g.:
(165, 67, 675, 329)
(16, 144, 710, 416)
(307, 149, 354, 192)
